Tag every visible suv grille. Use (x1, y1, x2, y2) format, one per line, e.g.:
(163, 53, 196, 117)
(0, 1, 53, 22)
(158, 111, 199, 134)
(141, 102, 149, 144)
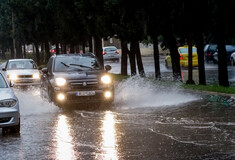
(70, 80, 99, 90)
(18, 75, 33, 78)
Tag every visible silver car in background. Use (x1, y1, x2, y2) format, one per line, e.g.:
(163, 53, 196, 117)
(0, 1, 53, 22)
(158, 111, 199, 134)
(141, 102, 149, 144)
(0, 72, 20, 134)
(103, 46, 120, 62)
(2, 59, 41, 86)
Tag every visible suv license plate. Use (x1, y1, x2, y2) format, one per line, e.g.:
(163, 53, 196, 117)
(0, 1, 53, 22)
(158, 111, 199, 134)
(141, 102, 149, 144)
(76, 91, 95, 96)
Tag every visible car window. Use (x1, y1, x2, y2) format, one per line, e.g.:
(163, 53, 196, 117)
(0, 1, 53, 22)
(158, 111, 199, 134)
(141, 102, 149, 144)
(208, 45, 217, 52)
(104, 47, 117, 52)
(7, 60, 37, 70)
(179, 48, 197, 53)
(54, 56, 101, 72)
(0, 73, 8, 88)
(226, 45, 235, 52)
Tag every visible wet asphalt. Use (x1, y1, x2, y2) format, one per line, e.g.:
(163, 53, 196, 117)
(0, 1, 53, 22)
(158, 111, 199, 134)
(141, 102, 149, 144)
(1, 56, 235, 160)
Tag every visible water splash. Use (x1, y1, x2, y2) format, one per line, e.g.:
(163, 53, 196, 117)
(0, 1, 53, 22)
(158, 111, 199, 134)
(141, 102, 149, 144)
(13, 87, 59, 115)
(114, 76, 199, 108)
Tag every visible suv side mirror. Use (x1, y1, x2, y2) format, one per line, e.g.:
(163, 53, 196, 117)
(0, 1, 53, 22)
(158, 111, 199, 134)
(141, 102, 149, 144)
(10, 80, 14, 87)
(42, 68, 48, 74)
(2, 68, 6, 71)
(105, 65, 112, 72)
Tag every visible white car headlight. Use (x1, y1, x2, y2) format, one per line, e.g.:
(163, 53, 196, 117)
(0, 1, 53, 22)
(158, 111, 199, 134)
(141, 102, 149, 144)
(101, 75, 111, 84)
(0, 99, 17, 107)
(33, 73, 40, 79)
(55, 78, 66, 86)
(9, 74, 18, 81)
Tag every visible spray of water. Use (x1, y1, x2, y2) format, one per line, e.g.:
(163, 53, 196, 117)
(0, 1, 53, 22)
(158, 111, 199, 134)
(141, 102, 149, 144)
(114, 76, 199, 108)
(13, 87, 59, 115)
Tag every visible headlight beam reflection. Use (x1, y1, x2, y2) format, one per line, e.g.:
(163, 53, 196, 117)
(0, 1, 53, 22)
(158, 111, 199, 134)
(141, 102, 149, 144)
(55, 115, 75, 160)
(99, 111, 118, 160)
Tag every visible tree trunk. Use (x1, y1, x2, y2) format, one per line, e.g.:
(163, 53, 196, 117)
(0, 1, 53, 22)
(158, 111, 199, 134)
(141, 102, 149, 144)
(195, 33, 206, 85)
(56, 43, 60, 54)
(89, 37, 93, 52)
(23, 44, 26, 58)
(153, 36, 161, 80)
(129, 41, 137, 76)
(35, 42, 40, 66)
(94, 36, 104, 69)
(216, 1, 229, 87)
(186, 34, 195, 84)
(45, 41, 50, 63)
(1, 49, 6, 59)
(61, 43, 65, 54)
(16, 41, 23, 59)
(70, 44, 75, 53)
(133, 40, 145, 77)
(168, 34, 182, 81)
(82, 41, 86, 53)
(120, 40, 129, 76)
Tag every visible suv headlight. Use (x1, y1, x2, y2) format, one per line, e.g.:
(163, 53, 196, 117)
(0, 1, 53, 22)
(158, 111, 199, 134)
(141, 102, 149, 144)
(101, 75, 111, 84)
(9, 74, 18, 80)
(33, 73, 40, 79)
(55, 78, 66, 86)
(0, 99, 17, 107)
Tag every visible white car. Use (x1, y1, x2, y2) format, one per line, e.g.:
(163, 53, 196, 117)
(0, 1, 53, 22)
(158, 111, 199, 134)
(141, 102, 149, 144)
(230, 52, 235, 66)
(0, 72, 20, 133)
(103, 46, 120, 62)
(1, 59, 41, 86)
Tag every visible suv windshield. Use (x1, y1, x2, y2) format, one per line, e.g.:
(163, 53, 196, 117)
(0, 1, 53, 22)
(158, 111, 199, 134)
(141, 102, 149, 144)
(7, 60, 37, 70)
(54, 55, 101, 72)
(0, 74, 7, 88)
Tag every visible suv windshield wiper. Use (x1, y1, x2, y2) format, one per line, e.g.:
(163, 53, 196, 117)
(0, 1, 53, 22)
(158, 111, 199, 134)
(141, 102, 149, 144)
(69, 64, 93, 69)
(61, 62, 70, 68)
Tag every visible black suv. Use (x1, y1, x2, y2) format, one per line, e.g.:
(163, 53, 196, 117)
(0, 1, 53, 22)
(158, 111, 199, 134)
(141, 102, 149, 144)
(40, 53, 114, 107)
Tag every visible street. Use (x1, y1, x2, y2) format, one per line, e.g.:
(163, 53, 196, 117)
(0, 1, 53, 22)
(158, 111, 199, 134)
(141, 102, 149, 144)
(1, 56, 235, 159)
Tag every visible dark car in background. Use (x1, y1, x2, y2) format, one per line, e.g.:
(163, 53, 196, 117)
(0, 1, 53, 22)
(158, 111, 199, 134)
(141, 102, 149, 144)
(40, 53, 114, 107)
(204, 44, 217, 62)
(213, 45, 235, 64)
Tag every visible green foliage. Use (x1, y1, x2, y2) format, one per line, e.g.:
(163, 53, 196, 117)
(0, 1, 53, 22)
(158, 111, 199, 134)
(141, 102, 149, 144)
(183, 84, 235, 94)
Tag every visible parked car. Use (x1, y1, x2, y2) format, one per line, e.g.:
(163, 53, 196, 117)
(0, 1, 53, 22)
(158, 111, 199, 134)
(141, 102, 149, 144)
(103, 46, 120, 62)
(1, 59, 41, 86)
(40, 53, 114, 107)
(229, 51, 235, 66)
(165, 45, 198, 68)
(204, 44, 217, 62)
(0, 71, 20, 134)
(212, 45, 235, 64)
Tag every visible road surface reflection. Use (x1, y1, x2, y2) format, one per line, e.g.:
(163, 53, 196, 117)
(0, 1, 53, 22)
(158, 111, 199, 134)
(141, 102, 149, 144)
(98, 111, 118, 160)
(55, 115, 75, 160)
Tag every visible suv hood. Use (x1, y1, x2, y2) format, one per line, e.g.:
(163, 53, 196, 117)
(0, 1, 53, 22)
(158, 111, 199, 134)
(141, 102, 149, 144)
(53, 70, 106, 80)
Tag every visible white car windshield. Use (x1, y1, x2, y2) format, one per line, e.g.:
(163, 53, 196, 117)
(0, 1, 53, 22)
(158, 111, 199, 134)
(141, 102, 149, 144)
(7, 60, 37, 70)
(0, 74, 7, 88)
(54, 56, 101, 72)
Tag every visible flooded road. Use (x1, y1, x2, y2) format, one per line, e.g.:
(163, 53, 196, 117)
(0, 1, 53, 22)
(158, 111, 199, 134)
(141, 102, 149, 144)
(1, 78, 235, 159)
